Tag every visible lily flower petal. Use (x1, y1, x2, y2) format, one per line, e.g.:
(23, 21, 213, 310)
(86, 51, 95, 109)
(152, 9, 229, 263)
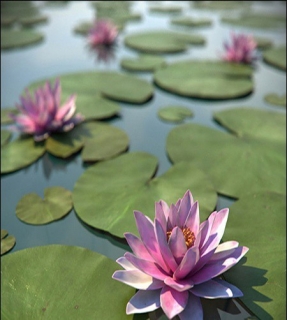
(178, 294, 203, 320)
(126, 289, 161, 315)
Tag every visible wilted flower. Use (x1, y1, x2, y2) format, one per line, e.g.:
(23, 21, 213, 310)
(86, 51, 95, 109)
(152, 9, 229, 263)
(10, 79, 84, 141)
(112, 190, 248, 319)
(87, 19, 118, 47)
(221, 32, 257, 63)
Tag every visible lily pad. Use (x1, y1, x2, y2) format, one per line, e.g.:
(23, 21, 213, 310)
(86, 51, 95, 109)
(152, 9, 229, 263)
(192, 1, 251, 10)
(19, 15, 48, 27)
(73, 152, 217, 238)
(120, 54, 166, 72)
(1, 136, 45, 174)
(264, 93, 286, 107)
(1, 108, 19, 124)
(1, 130, 12, 147)
(149, 5, 183, 14)
(171, 16, 212, 27)
(157, 105, 193, 123)
(1, 29, 44, 50)
(1, 245, 134, 319)
(124, 30, 205, 54)
(167, 107, 286, 198)
(16, 187, 73, 225)
(154, 60, 254, 99)
(1, 229, 16, 255)
(223, 191, 286, 320)
(263, 46, 286, 71)
(254, 37, 273, 50)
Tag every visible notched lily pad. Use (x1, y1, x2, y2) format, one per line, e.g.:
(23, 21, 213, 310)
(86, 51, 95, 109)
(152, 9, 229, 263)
(16, 186, 73, 225)
(264, 93, 286, 107)
(171, 16, 212, 28)
(1, 130, 12, 147)
(1, 229, 16, 255)
(120, 54, 166, 71)
(157, 105, 193, 123)
(263, 46, 286, 71)
(1, 29, 44, 50)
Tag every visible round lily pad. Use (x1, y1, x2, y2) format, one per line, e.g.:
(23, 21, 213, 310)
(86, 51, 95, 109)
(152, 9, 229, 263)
(149, 5, 183, 14)
(1, 29, 44, 50)
(1, 245, 134, 319)
(264, 93, 286, 107)
(124, 30, 205, 54)
(263, 46, 286, 71)
(1, 130, 12, 147)
(16, 187, 73, 225)
(19, 15, 48, 27)
(73, 21, 93, 35)
(73, 152, 217, 238)
(171, 16, 212, 28)
(157, 105, 193, 123)
(1, 108, 19, 124)
(223, 191, 286, 320)
(120, 54, 166, 72)
(1, 137, 45, 174)
(254, 36, 273, 50)
(193, 1, 251, 10)
(167, 107, 286, 198)
(1, 229, 16, 255)
(154, 60, 254, 100)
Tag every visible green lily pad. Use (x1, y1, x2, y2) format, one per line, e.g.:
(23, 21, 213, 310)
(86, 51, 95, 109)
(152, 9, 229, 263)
(263, 46, 286, 71)
(167, 107, 286, 198)
(73, 152, 217, 238)
(73, 21, 93, 35)
(19, 15, 48, 27)
(171, 16, 212, 27)
(1, 108, 19, 124)
(254, 37, 273, 50)
(1, 230, 16, 255)
(264, 93, 286, 107)
(1, 130, 12, 147)
(1, 137, 45, 174)
(16, 187, 73, 225)
(1, 29, 44, 50)
(124, 30, 205, 54)
(157, 106, 193, 123)
(193, 1, 251, 10)
(223, 191, 286, 320)
(149, 5, 183, 14)
(154, 60, 254, 99)
(1, 245, 134, 319)
(120, 54, 166, 72)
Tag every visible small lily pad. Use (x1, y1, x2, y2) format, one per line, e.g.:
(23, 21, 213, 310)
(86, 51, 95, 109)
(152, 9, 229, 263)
(1, 108, 19, 124)
(171, 16, 212, 28)
(157, 105, 193, 123)
(264, 93, 286, 107)
(73, 21, 93, 35)
(120, 54, 166, 71)
(1, 229, 16, 255)
(149, 5, 183, 14)
(254, 36, 273, 50)
(263, 46, 286, 71)
(16, 187, 73, 225)
(1, 130, 12, 147)
(1, 29, 44, 50)
(193, 1, 251, 10)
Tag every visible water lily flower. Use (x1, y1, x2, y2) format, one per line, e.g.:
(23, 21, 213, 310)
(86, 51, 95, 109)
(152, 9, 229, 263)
(221, 32, 257, 63)
(87, 19, 118, 47)
(10, 79, 84, 141)
(112, 190, 248, 319)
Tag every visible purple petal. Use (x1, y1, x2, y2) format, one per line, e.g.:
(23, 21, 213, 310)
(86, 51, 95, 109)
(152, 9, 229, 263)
(177, 190, 194, 227)
(209, 241, 240, 263)
(164, 277, 194, 292)
(126, 289, 161, 315)
(178, 293, 203, 320)
(155, 200, 168, 233)
(168, 226, 187, 264)
(55, 95, 76, 121)
(116, 256, 136, 270)
(160, 285, 188, 319)
(184, 201, 199, 235)
(174, 246, 200, 280)
(168, 204, 178, 229)
(124, 232, 153, 261)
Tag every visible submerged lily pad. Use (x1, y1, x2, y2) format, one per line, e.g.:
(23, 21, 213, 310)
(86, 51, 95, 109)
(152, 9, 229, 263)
(264, 93, 286, 107)
(171, 16, 212, 27)
(120, 54, 166, 71)
(73, 152, 217, 238)
(154, 60, 254, 99)
(1, 108, 19, 124)
(16, 187, 73, 225)
(167, 107, 285, 198)
(223, 191, 286, 320)
(1, 245, 134, 319)
(124, 30, 205, 54)
(157, 106, 193, 123)
(263, 46, 286, 71)
(1, 29, 44, 50)
(1, 130, 11, 147)
(1, 229, 16, 255)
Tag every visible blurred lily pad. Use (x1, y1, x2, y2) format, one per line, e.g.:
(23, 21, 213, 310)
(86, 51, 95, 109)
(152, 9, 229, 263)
(124, 30, 205, 54)
(223, 191, 286, 320)
(1, 130, 12, 147)
(192, 1, 251, 10)
(1, 108, 19, 124)
(157, 106, 193, 123)
(1, 29, 44, 50)
(263, 46, 286, 71)
(154, 60, 254, 99)
(171, 16, 212, 27)
(149, 4, 183, 14)
(73, 152, 217, 238)
(1, 245, 134, 319)
(120, 54, 166, 71)
(167, 107, 285, 198)
(1, 229, 16, 255)
(16, 187, 73, 225)
(264, 93, 286, 107)
(254, 37, 273, 50)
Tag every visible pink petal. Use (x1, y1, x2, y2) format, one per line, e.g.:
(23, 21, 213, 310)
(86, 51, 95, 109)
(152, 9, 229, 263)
(126, 289, 161, 314)
(12, 115, 36, 133)
(160, 285, 188, 319)
(178, 294, 203, 320)
(174, 246, 200, 280)
(55, 95, 76, 122)
(168, 204, 178, 229)
(215, 241, 239, 253)
(164, 277, 194, 292)
(124, 232, 153, 261)
(209, 242, 240, 263)
(116, 256, 136, 270)
(184, 201, 199, 235)
(155, 200, 168, 233)
(177, 190, 194, 227)
(168, 226, 187, 264)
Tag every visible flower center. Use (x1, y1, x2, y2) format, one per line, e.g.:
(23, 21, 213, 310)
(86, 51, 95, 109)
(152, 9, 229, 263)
(167, 227, 195, 249)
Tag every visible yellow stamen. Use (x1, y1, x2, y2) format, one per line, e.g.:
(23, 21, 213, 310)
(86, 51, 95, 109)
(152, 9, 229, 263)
(167, 227, 195, 249)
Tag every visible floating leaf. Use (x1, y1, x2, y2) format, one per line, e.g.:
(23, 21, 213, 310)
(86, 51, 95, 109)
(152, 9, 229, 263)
(254, 37, 273, 50)
(223, 191, 286, 320)
(1, 245, 135, 319)
(120, 54, 166, 71)
(263, 46, 286, 71)
(154, 60, 254, 99)
(157, 105, 193, 123)
(264, 93, 286, 107)
(149, 4, 183, 14)
(19, 15, 48, 27)
(1, 229, 16, 255)
(1, 136, 45, 174)
(167, 107, 285, 198)
(124, 30, 205, 54)
(1, 130, 11, 147)
(16, 187, 73, 225)
(73, 152, 217, 238)
(193, 1, 251, 10)
(1, 29, 44, 50)
(1, 108, 19, 124)
(171, 16, 212, 27)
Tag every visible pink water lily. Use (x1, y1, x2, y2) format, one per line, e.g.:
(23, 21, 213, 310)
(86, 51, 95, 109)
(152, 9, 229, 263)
(112, 190, 248, 319)
(87, 19, 118, 47)
(221, 32, 257, 64)
(9, 79, 84, 141)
